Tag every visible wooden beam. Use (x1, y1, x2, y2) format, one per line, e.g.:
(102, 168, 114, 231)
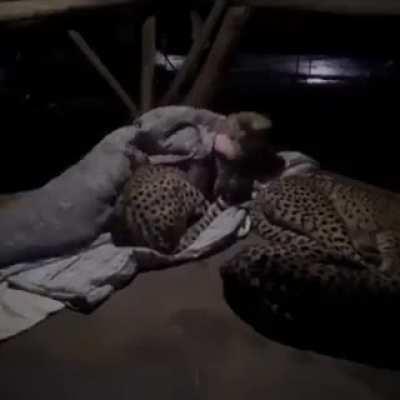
(160, 0, 227, 106)
(1, 0, 400, 24)
(203, 0, 400, 16)
(185, 6, 251, 108)
(0, 0, 145, 23)
(69, 30, 137, 118)
(141, 15, 157, 112)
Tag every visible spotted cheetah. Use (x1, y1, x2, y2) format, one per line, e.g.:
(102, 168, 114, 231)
(310, 172, 400, 272)
(110, 161, 256, 254)
(219, 170, 400, 326)
(219, 174, 400, 365)
(220, 237, 400, 368)
(248, 172, 400, 272)
(110, 164, 211, 254)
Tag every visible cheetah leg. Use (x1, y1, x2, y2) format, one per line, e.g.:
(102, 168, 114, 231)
(153, 202, 187, 254)
(220, 241, 400, 327)
(221, 242, 339, 299)
(376, 230, 400, 272)
(247, 212, 362, 268)
(249, 202, 375, 270)
(176, 198, 228, 252)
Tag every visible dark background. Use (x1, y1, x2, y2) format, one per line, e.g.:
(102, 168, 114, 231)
(1, 6, 400, 193)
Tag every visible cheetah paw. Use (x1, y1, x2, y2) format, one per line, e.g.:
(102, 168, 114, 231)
(237, 215, 252, 238)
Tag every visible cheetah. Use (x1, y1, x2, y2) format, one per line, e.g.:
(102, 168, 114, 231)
(311, 172, 400, 272)
(219, 174, 400, 364)
(110, 162, 255, 254)
(219, 170, 400, 315)
(248, 171, 400, 272)
(220, 236, 400, 368)
(110, 164, 211, 254)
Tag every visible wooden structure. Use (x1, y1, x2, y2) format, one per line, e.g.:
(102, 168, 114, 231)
(184, 6, 251, 107)
(2, 0, 400, 21)
(2, 0, 400, 114)
(0, 0, 138, 22)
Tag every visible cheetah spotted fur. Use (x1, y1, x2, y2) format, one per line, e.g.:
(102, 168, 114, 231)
(111, 164, 211, 254)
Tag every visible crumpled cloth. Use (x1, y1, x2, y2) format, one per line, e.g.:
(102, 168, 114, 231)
(0, 282, 63, 341)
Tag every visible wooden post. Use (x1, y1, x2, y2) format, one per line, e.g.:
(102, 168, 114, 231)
(68, 30, 137, 118)
(184, 6, 251, 108)
(141, 15, 157, 113)
(160, 0, 227, 106)
(190, 11, 204, 42)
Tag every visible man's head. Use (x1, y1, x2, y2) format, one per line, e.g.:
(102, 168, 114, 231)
(214, 112, 273, 161)
(213, 111, 284, 203)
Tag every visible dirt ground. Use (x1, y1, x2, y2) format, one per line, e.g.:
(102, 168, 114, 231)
(1, 243, 400, 400)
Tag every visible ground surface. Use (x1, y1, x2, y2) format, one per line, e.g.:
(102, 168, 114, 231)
(1, 242, 400, 400)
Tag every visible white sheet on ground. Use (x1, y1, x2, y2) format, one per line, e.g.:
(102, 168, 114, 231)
(0, 282, 64, 341)
(0, 106, 319, 341)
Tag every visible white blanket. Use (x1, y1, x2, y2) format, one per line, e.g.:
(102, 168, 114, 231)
(0, 105, 319, 341)
(0, 283, 63, 341)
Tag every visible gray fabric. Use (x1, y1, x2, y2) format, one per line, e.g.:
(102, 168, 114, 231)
(0, 283, 64, 341)
(0, 106, 223, 269)
(136, 106, 223, 164)
(5, 208, 247, 311)
(0, 126, 135, 268)
(7, 233, 137, 310)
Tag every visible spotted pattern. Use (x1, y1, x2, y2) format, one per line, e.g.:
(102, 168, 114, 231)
(247, 174, 379, 270)
(177, 197, 230, 251)
(220, 172, 400, 349)
(110, 164, 210, 254)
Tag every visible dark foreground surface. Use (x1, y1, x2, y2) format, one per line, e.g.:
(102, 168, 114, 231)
(1, 241, 400, 400)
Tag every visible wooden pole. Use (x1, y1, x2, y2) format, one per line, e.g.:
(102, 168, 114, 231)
(190, 11, 204, 42)
(184, 6, 252, 108)
(160, 0, 227, 106)
(140, 15, 157, 113)
(68, 30, 137, 118)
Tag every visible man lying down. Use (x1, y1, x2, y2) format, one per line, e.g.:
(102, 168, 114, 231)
(0, 106, 318, 315)
(110, 111, 281, 254)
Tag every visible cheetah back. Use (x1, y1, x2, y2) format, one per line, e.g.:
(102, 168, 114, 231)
(307, 172, 400, 271)
(111, 164, 209, 254)
(251, 176, 373, 270)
